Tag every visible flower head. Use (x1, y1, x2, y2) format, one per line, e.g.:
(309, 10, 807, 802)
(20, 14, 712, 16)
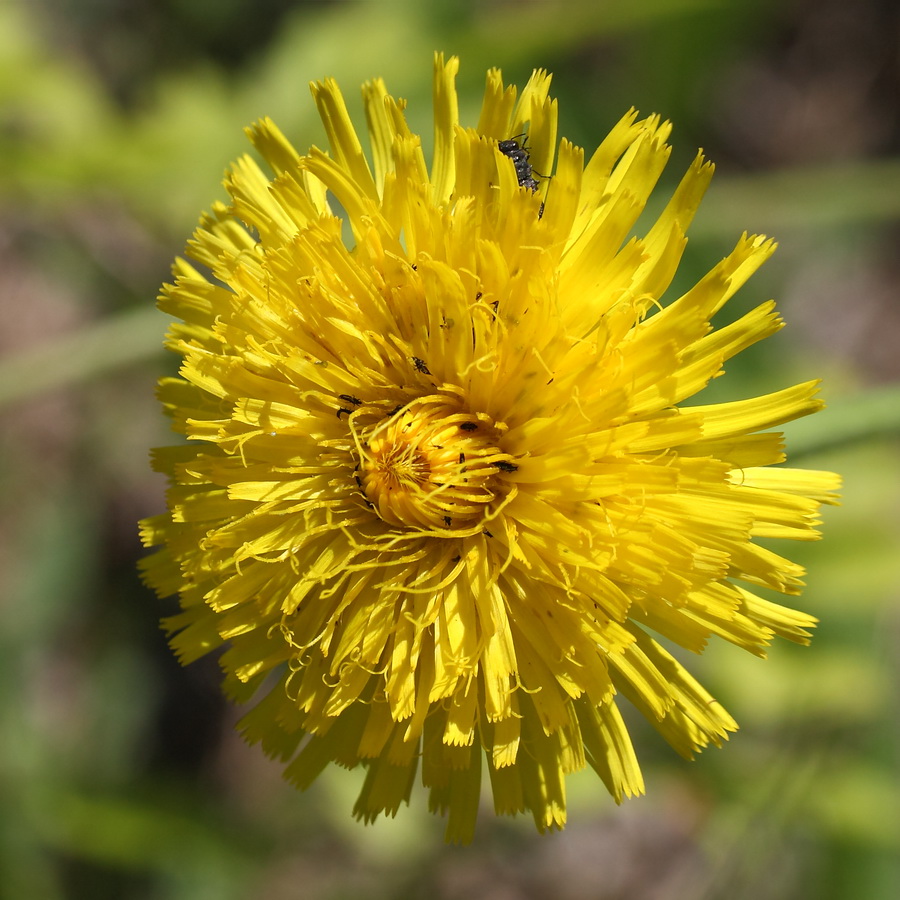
(140, 54, 840, 842)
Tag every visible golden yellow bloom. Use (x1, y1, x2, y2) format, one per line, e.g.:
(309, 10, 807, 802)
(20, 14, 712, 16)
(140, 54, 840, 842)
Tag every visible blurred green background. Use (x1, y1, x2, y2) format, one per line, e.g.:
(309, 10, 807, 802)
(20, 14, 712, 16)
(1, 0, 898, 897)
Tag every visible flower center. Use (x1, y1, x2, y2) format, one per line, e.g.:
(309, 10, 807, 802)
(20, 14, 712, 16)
(356, 395, 517, 532)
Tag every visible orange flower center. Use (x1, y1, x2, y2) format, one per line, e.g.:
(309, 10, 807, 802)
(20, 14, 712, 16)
(356, 396, 517, 532)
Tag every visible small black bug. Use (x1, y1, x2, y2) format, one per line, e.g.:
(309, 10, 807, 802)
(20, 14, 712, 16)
(459, 422, 478, 432)
(498, 136, 540, 193)
(495, 460, 519, 473)
(339, 394, 362, 406)
(412, 357, 431, 375)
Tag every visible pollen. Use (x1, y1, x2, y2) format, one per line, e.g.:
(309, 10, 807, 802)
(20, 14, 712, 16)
(356, 395, 516, 531)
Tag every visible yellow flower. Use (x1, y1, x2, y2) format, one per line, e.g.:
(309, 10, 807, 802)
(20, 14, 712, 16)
(140, 53, 840, 842)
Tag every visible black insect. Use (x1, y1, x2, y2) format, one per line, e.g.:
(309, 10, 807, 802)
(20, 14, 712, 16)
(495, 460, 519, 473)
(498, 136, 547, 217)
(339, 394, 362, 406)
(412, 357, 431, 375)
(498, 136, 540, 193)
(459, 422, 478, 432)
(387, 404, 404, 417)
(443, 516, 452, 527)
(336, 407, 352, 419)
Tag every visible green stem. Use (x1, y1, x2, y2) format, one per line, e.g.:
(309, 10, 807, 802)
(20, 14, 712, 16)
(787, 384, 900, 458)
(0, 306, 165, 409)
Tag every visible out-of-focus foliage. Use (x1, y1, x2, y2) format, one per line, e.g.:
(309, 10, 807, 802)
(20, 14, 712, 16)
(0, 0, 898, 898)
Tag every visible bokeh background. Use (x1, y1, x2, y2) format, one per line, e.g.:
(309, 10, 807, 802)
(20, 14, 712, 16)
(1, 1, 898, 898)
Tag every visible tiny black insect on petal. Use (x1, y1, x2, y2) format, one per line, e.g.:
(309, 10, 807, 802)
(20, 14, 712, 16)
(387, 404, 404, 417)
(412, 357, 431, 375)
(498, 136, 540, 193)
(339, 394, 362, 406)
(459, 422, 478, 431)
(483, 529, 493, 538)
(443, 516, 452, 527)
(496, 460, 519, 472)
(336, 407, 352, 419)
